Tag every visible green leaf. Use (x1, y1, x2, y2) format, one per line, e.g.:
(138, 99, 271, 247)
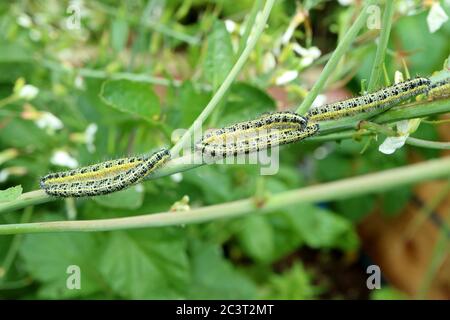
(99, 229, 189, 299)
(316, 153, 352, 182)
(218, 82, 276, 127)
(237, 215, 275, 263)
(184, 166, 234, 203)
(371, 286, 407, 300)
(187, 240, 256, 299)
(93, 184, 144, 209)
(167, 81, 211, 128)
(382, 186, 411, 216)
(204, 20, 234, 91)
(260, 263, 320, 299)
(289, 205, 359, 251)
(19, 232, 104, 298)
(0, 41, 34, 82)
(0, 185, 22, 203)
(335, 195, 376, 222)
(0, 41, 32, 62)
(100, 79, 161, 121)
(0, 119, 52, 150)
(111, 19, 129, 52)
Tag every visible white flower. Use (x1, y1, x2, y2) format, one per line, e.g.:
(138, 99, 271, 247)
(74, 75, 85, 89)
(225, 19, 237, 33)
(378, 120, 420, 155)
(262, 52, 276, 73)
(170, 172, 183, 183)
(379, 135, 408, 154)
(18, 84, 39, 100)
(275, 70, 298, 85)
(50, 150, 78, 168)
(35, 112, 64, 131)
(338, 0, 354, 6)
(84, 123, 97, 153)
(17, 14, 32, 28)
(293, 43, 321, 67)
(427, 2, 449, 33)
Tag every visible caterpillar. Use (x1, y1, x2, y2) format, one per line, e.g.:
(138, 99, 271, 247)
(306, 77, 431, 121)
(201, 111, 308, 145)
(428, 77, 450, 99)
(197, 122, 320, 158)
(40, 149, 170, 197)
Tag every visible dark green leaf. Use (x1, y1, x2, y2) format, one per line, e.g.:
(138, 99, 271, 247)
(187, 240, 256, 299)
(93, 184, 144, 209)
(382, 186, 411, 216)
(260, 263, 320, 299)
(99, 229, 189, 299)
(237, 215, 275, 263)
(204, 20, 234, 91)
(0, 185, 22, 202)
(218, 83, 276, 127)
(288, 205, 359, 251)
(100, 79, 161, 121)
(335, 195, 376, 222)
(19, 232, 104, 298)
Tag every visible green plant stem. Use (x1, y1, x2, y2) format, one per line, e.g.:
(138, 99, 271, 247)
(405, 137, 450, 150)
(236, 0, 264, 58)
(318, 98, 450, 135)
(0, 95, 19, 109)
(42, 59, 185, 88)
(0, 157, 449, 235)
(207, 0, 264, 128)
(416, 215, 450, 299)
(1, 97, 449, 215)
(0, 207, 33, 281)
(341, 120, 450, 150)
(296, 0, 377, 114)
(404, 180, 450, 240)
(170, 0, 276, 156)
(367, 0, 395, 91)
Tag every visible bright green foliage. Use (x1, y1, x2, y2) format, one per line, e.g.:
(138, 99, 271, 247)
(0, 186, 22, 203)
(0, 0, 448, 300)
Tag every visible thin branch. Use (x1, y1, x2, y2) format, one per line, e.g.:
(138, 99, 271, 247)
(367, 0, 395, 91)
(1, 97, 449, 215)
(170, 0, 277, 156)
(296, 0, 377, 114)
(406, 137, 450, 150)
(0, 157, 449, 235)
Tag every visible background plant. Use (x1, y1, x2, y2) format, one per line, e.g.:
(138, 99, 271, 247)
(0, 0, 449, 299)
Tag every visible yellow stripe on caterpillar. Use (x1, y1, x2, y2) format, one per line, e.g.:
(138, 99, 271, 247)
(201, 111, 308, 145)
(40, 149, 171, 197)
(307, 77, 431, 122)
(197, 123, 320, 158)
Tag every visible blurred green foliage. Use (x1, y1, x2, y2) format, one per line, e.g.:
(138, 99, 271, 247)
(0, 0, 449, 299)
